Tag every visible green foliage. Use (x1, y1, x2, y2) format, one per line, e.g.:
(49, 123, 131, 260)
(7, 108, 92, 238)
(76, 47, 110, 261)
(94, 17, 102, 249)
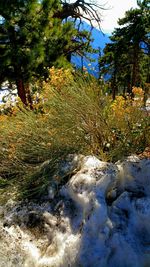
(0, 0, 86, 107)
(99, 0, 150, 98)
(44, 73, 150, 162)
(0, 0, 75, 82)
(0, 70, 149, 201)
(0, 2, 149, 204)
(0, 0, 101, 107)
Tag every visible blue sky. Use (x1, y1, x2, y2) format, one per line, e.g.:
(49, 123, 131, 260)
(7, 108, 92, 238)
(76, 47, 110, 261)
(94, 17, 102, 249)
(70, 0, 138, 33)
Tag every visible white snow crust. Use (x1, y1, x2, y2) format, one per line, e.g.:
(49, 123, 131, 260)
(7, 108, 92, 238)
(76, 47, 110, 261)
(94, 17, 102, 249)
(0, 155, 150, 267)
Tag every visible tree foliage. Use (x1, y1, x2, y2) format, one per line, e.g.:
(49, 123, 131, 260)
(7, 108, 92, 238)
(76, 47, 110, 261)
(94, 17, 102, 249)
(0, 0, 77, 106)
(99, 0, 150, 98)
(0, 0, 103, 106)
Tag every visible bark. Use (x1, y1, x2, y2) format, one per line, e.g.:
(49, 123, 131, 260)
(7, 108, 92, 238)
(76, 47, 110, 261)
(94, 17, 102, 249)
(123, 85, 126, 97)
(56, 1, 101, 28)
(16, 78, 33, 109)
(131, 43, 140, 88)
(112, 61, 118, 100)
(16, 78, 27, 106)
(26, 83, 33, 110)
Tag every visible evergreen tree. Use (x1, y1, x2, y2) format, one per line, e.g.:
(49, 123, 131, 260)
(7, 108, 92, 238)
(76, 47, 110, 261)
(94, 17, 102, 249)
(0, 0, 76, 107)
(0, 0, 104, 106)
(99, 0, 150, 98)
(118, 0, 150, 91)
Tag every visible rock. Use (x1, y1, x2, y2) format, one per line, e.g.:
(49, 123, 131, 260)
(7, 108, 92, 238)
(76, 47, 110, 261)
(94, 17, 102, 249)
(0, 155, 150, 267)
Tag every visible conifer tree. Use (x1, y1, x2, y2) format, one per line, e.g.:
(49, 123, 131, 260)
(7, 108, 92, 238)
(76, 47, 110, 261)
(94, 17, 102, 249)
(0, 0, 76, 107)
(118, 0, 150, 91)
(99, 0, 150, 98)
(0, 0, 104, 106)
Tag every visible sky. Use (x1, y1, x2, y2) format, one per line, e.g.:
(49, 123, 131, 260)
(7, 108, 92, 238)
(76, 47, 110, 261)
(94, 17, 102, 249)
(94, 0, 138, 33)
(70, 0, 138, 33)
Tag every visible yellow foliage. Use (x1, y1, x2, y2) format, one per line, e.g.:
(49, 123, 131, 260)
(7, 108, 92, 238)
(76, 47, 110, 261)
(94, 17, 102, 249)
(0, 114, 8, 122)
(111, 96, 126, 117)
(132, 86, 144, 96)
(111, 91, 144, 121)
(49, 67, 73, 91)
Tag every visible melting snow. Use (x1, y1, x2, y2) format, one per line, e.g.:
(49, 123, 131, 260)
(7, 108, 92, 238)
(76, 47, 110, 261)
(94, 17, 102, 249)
(0, 155, 150, 267)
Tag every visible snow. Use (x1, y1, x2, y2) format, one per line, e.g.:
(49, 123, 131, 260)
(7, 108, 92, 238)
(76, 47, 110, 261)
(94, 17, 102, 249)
(0, 82, 17, 104)
(0, 155, 150, 267)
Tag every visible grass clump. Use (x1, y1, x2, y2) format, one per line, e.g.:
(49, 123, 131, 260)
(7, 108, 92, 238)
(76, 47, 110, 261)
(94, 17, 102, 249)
(45, 71, 149, 161)
(0, 68, 149, 201)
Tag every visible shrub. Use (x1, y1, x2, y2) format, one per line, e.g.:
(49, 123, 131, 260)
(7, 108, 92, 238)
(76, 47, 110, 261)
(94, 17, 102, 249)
(107, 93, 149, 160)
(44, 72, 149, 162)
(0, 69, 149, 200)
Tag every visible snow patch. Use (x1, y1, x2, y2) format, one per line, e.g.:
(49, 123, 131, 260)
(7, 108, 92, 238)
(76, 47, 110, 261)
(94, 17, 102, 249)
(0, 155, 150, 267)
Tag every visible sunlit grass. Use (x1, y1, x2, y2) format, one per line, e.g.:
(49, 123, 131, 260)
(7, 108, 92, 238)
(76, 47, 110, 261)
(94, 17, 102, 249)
(0, 69, 149, 201)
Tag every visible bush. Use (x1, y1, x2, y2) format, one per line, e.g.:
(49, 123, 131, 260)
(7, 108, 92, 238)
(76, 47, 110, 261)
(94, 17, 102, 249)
(0, 68, 149, 200)
(44, 71, 149, 162)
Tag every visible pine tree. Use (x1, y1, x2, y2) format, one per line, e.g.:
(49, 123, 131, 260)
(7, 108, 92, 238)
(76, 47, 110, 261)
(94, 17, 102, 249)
(118, 0, 150, 91)
(99, 0, 150, 98)
(0, 0, 76, 107)
(0, 0, 105, 106)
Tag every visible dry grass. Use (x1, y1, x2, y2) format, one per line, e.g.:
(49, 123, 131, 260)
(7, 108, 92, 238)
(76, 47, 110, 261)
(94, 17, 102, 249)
(0, 69, 149, 200)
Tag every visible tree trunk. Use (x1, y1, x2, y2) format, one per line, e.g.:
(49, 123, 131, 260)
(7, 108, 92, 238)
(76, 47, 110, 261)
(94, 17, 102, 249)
(123, 84, 126, 97)
(112, 62, 118, 100)
(112, 83, 116, 100)
(131, 43, 140, 89)
(16, 79, 33, 109)
(16, 78, 28, 106)
(26, 83, 33, 110)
